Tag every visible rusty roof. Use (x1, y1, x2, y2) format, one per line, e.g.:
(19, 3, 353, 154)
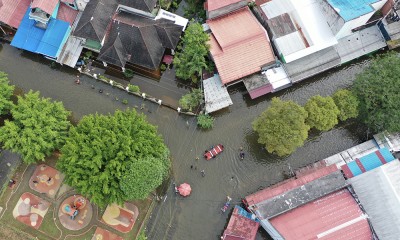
(208, 7, 275, 84)
(222, 206, 259, 240)
(0, 0, 30, 28)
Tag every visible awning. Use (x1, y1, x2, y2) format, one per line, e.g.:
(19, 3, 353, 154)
(203, 74, 233, 114)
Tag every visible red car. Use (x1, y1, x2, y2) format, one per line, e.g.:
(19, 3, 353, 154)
(204, 144, 224, 160)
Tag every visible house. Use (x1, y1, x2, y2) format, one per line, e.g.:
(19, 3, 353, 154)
(221, 206, 259, 240)
(73, 0, 187, 77)
(207, 6, 275, 85)
(10, 0, 80, 60)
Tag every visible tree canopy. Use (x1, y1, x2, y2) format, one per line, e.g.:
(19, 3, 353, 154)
(179, 88, 203, 111)
(305, 95, 339, 131)
(0, 91, 70, 164)
(332, 89, 359, 121)
(174, 22, 209, 83)
(352, 52, 400, 132)
(253, 97, 310, 156)
(57, 109, 170, 207)
(0, 71, 15, 115)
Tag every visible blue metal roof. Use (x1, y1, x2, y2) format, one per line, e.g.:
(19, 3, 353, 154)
(327, 0, 379, 21)
(11, 9, 70, 59)
(345, 148, 395, 177)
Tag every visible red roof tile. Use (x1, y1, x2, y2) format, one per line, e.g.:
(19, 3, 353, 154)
(206, 0, 243, 11)
(31, 0, 59, 15)
(207, 7, 275, 84)
(245, 165, 338, 206)
(269, 189, 372, 240)
(222, 207, 259, 240)
(0, 0, 30, 28)
(57, 3, 78, 26)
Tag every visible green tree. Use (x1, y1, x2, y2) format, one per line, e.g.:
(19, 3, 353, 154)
(0, 91, 71, 164)
(184, 0, 206, 21)
(0, 71, 15, 115)
(57, 109, 170, 207)
(352, 52, 400, 132)
(197, 113, 214, 129)
(332, 89, 359, 121)
(305, 95, 339, 131)
(179, 89, 203, 111)
(253, 98, 310, 156)
(174, 22, 209, 83)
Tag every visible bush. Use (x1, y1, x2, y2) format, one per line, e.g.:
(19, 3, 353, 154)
(197, 114, 214, 129)
(179, 89, 203, 111)
(123, 69, 134, 79)
(122, 99, 128, 105)
(160, 64, 167, 71)
(99, 75, 112, 83)
(128, 84, 140, 93)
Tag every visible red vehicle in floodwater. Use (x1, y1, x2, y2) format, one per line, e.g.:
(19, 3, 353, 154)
(204, 144, 224, 160)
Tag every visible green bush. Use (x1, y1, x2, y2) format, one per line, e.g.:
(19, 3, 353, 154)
(128, 84, 140, 93)
(197, 114, 214, 129)
(99, 75, 112, 83)
(122, 99, 128, 105)
(179, 89, 203, 111)
(123, 69, 134, 79)
(160, 64, 167, 71)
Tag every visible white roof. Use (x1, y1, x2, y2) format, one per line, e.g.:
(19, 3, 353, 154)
(203, 74, 233, 114)
(156, 9, 189, 31)
(349, 160, 400, 239)
(262, 0, 338, 63)
(262, 65, 291, 90)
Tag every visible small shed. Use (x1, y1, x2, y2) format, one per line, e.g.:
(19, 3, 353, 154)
(203, 74, 233, 114)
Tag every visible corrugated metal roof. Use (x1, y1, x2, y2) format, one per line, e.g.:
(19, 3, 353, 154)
(203, 74, 233, 114)
(31, 0, 59, 15)
(0, 0, 30, 28)
(245, 165, 338, 206)
(11, 9, 71, 58)
(340, 148, 395, 178)
(274, 31, 306, 56)
(349, 160, 400, 239)
(251, 170, 348, 219)
(206, 0, 244, 11)
(260, 0, 294, 19)
(208, 7, 275, 84)
(57, 3, 79, 26)
(269, 189, 372, 240)
(327, 0, 379, 21)
(222, 206, 259, 240)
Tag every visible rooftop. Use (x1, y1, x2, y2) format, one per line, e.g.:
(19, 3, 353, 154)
(206, 0, 244, 11)
(348, 160, 400, 239)
(222, 206, 259, 240)
(0, 0, 31, 28)
(251, 170, 348, 219)
(203, 74, 233, 114)
(341, 148, 395, 178)
(245, 164, 338, 206)
(327, 0, 379, 21)
(269, 189, 372, 240)
(208, 7, 275, 84)
(31, 0, 59, 15)
(260, 0, 338, 63)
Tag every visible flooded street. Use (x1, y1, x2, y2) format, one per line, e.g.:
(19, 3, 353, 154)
(0, 44, 373, 239)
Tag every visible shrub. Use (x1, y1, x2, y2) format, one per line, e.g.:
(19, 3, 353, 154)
(179, 89, 203, 111)
(122, 99, 128, 105)
(123, 69, 134, 79)
(128, 84, 140, 93)
(197, 114, 214, 129)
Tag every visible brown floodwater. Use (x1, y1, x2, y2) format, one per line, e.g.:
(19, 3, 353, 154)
(0, 44, 374, 239)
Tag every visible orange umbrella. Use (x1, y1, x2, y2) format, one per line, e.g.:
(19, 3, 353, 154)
(178, 183, 191, 197)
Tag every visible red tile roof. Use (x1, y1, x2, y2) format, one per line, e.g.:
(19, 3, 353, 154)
(269, 189, 372, 240)
(31, 0, 59, 15)
(222, 207, 259, 240)
(206, 0, 243, 11)
(207, 7, 275, 84)
(57, 3, 78, 26)
(245, 164, 338, 206)
(0, 0, 30, 28)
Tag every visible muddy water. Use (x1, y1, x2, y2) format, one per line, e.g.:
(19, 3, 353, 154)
(0, 44, 372, 239)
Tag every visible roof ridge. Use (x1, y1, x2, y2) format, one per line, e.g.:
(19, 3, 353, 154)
(138, 26, 157, 68)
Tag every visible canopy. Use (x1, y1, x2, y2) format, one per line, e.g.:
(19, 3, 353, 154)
(178, 183, 191, 197)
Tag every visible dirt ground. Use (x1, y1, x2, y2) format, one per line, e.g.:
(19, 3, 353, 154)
(0, 222, 31, 240)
